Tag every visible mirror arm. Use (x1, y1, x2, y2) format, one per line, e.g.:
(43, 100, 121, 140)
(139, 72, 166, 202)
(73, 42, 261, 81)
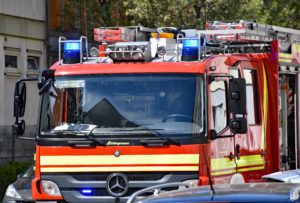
(39, 78, 53, 95)
(220, 134, 235, 138)
(16, 78, 38, 84)
(38, 69, 56, 89)
(211, 133, 235, 140)
(17, 136, 35, 141)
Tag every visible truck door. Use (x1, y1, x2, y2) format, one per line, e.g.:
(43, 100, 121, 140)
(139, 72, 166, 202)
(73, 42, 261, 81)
(209, 76, 237, 184)
(209, 61, 266, 183)
(237, 61, 267, 181)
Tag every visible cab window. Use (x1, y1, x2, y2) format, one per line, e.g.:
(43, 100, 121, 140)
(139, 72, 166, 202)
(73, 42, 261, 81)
(244, 69, 260, 124)
(229, 68, 240, 78)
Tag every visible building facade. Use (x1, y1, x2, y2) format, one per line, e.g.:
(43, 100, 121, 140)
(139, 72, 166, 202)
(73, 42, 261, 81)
(0, 0, 46, 165)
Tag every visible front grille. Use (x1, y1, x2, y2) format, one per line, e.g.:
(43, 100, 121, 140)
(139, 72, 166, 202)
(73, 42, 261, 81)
(15, 201, 35, 203)
(69, 172, 110, 181)
(42, 171, 199, 201)
(68, 187, 176, 197)
(68, 172, 166, 181)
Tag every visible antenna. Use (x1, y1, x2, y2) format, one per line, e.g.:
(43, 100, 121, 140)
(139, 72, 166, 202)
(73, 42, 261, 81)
(201, 144, 215, 198)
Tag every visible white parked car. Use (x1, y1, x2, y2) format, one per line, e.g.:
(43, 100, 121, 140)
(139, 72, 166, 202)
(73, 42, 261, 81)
(263, 169, 300, 183)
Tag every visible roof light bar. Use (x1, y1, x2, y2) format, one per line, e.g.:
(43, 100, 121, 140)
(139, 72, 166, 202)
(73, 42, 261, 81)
(64, 42, 80, 51)
(58, 36, 89, 65)
(183, 39, 199, 48)
(63, 42, 81, 64)
(182, 38, 200, 61)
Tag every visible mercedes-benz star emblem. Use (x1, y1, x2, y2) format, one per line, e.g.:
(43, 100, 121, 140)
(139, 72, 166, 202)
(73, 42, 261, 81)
(114, 150, 120, 157)
(106, 173, 128, 197)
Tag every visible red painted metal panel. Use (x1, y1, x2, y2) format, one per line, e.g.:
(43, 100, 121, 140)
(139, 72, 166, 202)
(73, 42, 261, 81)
(52, 62, 206, 76)
(39, 144, 200, 156)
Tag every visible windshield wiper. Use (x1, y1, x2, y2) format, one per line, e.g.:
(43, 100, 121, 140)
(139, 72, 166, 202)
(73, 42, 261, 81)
(45, 129, 106, 146)
(146, 128, 181, 146)
(84, 128, 106, 146)
(114, 127, 180, 146)
(48, 130, 85, 136)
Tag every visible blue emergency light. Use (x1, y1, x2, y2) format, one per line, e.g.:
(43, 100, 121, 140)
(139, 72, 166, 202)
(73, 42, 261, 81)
(63, 41, 81, 64)
(81, 188, 93, 195)
(181, 39, 199, 61)
(65, 42, 80, 50)
(183, 39, 199, 47)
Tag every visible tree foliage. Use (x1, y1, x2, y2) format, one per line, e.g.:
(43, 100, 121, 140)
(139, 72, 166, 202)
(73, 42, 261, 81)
(0, 161, 32, 200)
(60, 0, 299, 35)
(61, 0, 128, 39)
(123, 0, 300, 29)
(123, 0, 205, 29)
(260, 0, 300, 29)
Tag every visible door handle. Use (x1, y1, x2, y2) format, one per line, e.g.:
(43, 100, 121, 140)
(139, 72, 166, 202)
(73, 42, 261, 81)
(260, 151, 266, 156)
(236, 144, 241, 160)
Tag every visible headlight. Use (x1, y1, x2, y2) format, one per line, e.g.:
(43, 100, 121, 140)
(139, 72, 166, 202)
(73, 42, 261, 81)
(5, 184, 21, 199)
(41, 180, 61, 196)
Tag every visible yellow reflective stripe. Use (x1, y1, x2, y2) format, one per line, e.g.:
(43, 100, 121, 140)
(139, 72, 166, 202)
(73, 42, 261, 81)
(279, 53, 292, 62)
(40, 166, 199, 173)
(211, 169, 236, 176)
(236, 155, 264, 167)
(211, 157, 235, 171)
(261, 63, 268, 151)
(279, 58, 293, 62)
(279, 53, 292, 58)
(40, 154, 199, 166)
(293, 44, 300, 53)
(237, 166, 265, 172)
(211, 165, 265, 176)
(211, 155, 264, 176)
(211, 155, 264, 171)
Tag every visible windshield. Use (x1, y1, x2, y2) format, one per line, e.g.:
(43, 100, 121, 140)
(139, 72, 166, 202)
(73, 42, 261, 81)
(40, 73, 203, 138)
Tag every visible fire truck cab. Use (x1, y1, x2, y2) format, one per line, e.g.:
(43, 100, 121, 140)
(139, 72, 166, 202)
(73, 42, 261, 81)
(12, 21, 300, 203)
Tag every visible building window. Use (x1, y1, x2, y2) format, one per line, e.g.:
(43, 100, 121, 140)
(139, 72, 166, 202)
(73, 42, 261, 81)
(5, 55, 18, 68)
(4, 50, 21, 76)
(27, 56, 40, 70)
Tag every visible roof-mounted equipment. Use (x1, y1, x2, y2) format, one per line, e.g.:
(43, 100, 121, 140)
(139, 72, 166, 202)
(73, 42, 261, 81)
(176, 34, 206, 62)
(107, 41, 151, 62)
(181, 38, 200, 61)
(59, 36, 89, 65)
(94, 26, 156, 44)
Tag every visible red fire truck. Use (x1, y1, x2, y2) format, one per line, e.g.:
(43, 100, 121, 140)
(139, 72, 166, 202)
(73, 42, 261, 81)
(13, 20, 300, 202)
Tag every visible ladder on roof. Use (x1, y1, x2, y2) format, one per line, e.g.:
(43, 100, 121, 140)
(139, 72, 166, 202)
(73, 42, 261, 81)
(206, 20, 300, 43)
(91, 21, 300, 64)
(94, 26, 156, 44)
(205, 20, 300, 66)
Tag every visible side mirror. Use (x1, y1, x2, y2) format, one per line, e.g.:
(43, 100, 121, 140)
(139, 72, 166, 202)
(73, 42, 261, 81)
(230, 117, 247, 134)
(229, 78, 246, 115)
(13, 78, 38, 138)
(14, 82, 26, 117)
